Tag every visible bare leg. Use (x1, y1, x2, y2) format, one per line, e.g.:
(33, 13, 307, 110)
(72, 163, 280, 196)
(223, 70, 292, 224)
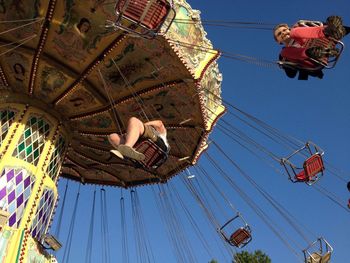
(124, 117, 145, 148)
(108, 133, 125, 148)
(109, 117, 145, 161)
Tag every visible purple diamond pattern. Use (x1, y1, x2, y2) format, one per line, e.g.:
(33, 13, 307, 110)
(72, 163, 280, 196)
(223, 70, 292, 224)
(17, 194, 23, 207)
(47, 136, 66, 181)
(0, 167, 36, 228)
(8, 191, 15, 203)
(24, 177, 30, 188)
(12, 115, 51, 165)
(0, 188, 6, 199)
(6, 169, 14, 182)
(30, 188, 55, 240)
(0, 109, 17, 145)
(15, 172, 23, 185)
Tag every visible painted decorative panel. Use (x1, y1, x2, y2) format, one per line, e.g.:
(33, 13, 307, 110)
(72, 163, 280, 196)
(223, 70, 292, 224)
(12, 115, 51, 165)
(27, 237, 51, 263)
(47, 136, 66, 181)
(3, 51, 32, 92)
(30, 188, 55, 241)
(0, 109, 17, 145)
(0, 167, 36, 228)
(0, 228, 14, 262)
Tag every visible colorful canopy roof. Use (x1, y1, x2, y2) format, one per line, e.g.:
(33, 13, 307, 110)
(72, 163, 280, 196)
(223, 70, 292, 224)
(0, 0, 224, 187)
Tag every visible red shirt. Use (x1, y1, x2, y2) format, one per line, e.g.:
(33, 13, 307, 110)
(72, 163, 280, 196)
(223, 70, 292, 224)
(280, 26, 326, 67)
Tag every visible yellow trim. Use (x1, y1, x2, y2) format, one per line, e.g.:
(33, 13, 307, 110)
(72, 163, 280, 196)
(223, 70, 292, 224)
(193, 50, 218, 80)
(205, 104, 226, 131)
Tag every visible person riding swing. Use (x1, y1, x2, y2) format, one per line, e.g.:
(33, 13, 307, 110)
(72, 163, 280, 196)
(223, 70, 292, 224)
(108, 117, 170, 164)
(273, 16, 350, 80)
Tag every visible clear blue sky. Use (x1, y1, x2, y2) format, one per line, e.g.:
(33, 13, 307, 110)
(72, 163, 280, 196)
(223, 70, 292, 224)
(51, 1, 350, 262)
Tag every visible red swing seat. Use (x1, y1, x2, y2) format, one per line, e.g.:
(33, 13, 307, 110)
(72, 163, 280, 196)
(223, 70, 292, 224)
(229, 228, 252, 247)
(113, 0, 176, 38)
(134, 139, 168, 169)
(281, 142, 325, 185)
(219, 213, 252, 248)
(115, 0, 170, 29)
(295, 154, 325, 182)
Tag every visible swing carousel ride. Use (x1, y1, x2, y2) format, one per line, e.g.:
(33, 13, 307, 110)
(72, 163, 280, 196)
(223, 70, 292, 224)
(0, 0, 349, 263)
(0, 0, 224, 262)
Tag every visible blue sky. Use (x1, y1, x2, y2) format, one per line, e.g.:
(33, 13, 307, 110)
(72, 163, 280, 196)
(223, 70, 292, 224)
(51, 1, 350, 262)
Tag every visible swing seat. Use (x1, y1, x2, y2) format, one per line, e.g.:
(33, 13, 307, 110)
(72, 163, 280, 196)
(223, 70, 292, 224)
(303, 237, 333, 263)
(115, 0, 170, 29)
(113, 0, 175, 37)
(229, 228, 252, 248)
(219, 213, 252, 248)
(307, 252, 331, 263)
(134, 139, 168, 169)
(295, 154, 324, 183)
(281, 141, 325, 185)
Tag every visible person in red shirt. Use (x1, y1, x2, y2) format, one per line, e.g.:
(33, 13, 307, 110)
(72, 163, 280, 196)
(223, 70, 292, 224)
(274, 16, 349, 80)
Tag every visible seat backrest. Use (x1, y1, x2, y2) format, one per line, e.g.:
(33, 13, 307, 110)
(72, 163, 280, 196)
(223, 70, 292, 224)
(321, 252, 331, 263)
(115, 0, 171, 30)
(303, 154, 324, 178)
(229, 228, 251, 247)
(134, 139, 168, 169)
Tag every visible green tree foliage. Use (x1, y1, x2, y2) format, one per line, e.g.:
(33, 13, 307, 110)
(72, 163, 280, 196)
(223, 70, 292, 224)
(209, 260, 218, 263)
(233, 250, 271, 263)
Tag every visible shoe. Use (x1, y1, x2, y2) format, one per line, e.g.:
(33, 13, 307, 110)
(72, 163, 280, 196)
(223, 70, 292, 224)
(326, 16, 343, 28)
(326, 48, 339, 57)
(110, 149, 124, 159)
(306, 46, 326, 59)
(117, 145, 145, 161)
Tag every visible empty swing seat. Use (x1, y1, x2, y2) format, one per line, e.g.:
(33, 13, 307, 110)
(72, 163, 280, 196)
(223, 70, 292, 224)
(115, 0, 171, 30)
(134, 139, 168, 169)
(219, 213, 252, 248)
(307, 252, 331, 263)
(295, 154, 324, 182)
(281, 141, 325, 185)
(229, 228, 252, 247)
(303, 237, 333, 263)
